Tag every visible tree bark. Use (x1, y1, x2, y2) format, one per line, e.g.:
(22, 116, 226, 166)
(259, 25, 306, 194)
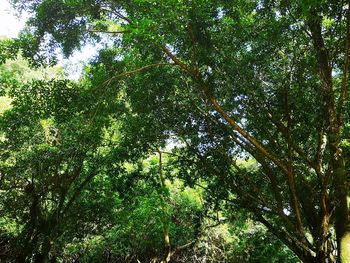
(158, 151, 171, 263)
(334, 159, 350, 263)
(307, 10, 350, 263)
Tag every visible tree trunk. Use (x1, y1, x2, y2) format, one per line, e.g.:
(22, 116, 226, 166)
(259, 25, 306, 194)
(334, 160, 350, 263)
(16, 228, 38, 262)
(295, 247, 337, 263)
(308, 10, 350, 263)
(34, 236, 52, 263)
(295, 247, 335, 263)
(158, 151, 171, 263)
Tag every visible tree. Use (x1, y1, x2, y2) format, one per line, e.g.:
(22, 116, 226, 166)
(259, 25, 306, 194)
(8, 0, 350, 262)
(0, 63, 125, 261)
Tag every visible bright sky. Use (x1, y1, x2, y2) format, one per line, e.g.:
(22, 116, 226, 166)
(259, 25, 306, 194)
(0, 0, 27, 38)
(0, 0, 97, 79)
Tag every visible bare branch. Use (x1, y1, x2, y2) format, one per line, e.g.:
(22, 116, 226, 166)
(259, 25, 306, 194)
(161, 46, 199, 77)
(103, 63, 176, 86)
(86, 29, 130, 34)
(101, 7, 132, 24)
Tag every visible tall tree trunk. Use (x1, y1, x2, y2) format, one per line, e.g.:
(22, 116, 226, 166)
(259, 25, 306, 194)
(158, 151, 171, 263)
(308, 10, 350, 263)
(334, 158, 350, 263)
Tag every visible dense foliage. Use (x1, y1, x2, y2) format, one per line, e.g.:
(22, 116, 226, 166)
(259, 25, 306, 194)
(0, 56, 297, 262)
(1, 0, 350, 262)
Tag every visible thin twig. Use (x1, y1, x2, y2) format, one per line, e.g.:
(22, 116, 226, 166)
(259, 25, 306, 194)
(86, 29, 130, 34)
(103, 63, 176, 86)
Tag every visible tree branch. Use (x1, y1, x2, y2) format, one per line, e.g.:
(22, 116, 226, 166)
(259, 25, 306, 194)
(161, 46, 199, 77)
(103, 63, 175, 86)
(86, 29, 130, 34)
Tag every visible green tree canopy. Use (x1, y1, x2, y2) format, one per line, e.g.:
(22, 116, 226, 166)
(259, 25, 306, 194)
(5, 0, 350, 262)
